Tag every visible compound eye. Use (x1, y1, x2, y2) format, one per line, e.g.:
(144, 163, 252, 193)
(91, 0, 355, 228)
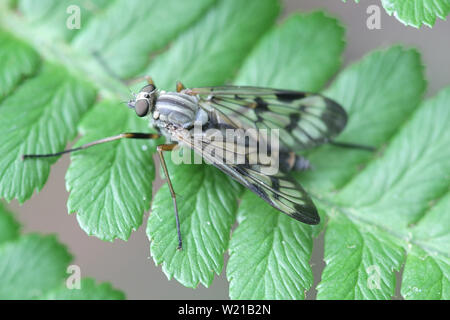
(141, 84, 155, 93)
(135, 99, 149, 117)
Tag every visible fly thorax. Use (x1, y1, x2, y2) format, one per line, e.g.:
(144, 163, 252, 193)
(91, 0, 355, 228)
(154, 92, 201, 129)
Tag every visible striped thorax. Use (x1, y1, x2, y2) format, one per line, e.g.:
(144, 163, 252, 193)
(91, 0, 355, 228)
(128, 84, 209, 142)
(154, 91, 206, 129)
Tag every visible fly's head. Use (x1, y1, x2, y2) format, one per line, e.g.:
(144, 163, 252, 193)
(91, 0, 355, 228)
(128, 83, 158, 117)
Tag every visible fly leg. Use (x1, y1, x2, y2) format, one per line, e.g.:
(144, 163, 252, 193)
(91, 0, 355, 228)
(156, 143, 183, 250)
(176, 81, 186, 93)
(22, 132, 160, 159)
(279, 151, 312, 172)
(292, 155, 312, 171)
(328, 140, 376, 152)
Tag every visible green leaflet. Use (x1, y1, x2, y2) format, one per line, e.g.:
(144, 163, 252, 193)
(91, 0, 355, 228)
(18, 0, 111, 41)
(0, 202, 20, 244)
(317, 214, 404, 299)
(73, 0, 217, 78)
(334, 87, 449, 230)
(343, 0, 450, 28)
(402, 246, 449, 300)
(227, 12, 345, 300)
(42, 278, 125, 300)
(234, 11, 345, 92)
(66, 101, 156, 241)
(299, 46, 426, 194)
(381, 0, 450, 28)
(145, 0, 281, 90)
(317, 87, 450, 299)
(407, 192, 450, 256)
(0, 203, 125, 300)
(0, 30, 39, 99)
(0, 63, 97, 203)
(228, 192, 315, 300)
(0, 233, 72, 299)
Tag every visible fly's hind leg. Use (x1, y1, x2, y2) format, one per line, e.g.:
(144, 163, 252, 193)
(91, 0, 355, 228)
(292, 155, 311, 171)
(279, 151, 312, 172)
(156, 143, 183, 250)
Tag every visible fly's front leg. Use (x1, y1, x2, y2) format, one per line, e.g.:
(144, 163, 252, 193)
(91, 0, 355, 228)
(22, 133, 160, 159)
(156, 143, 183, 250)
(176, 81, 185, 93)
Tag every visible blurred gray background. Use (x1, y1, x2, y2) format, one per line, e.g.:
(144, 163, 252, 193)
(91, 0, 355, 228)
(9, 0, 450, 299)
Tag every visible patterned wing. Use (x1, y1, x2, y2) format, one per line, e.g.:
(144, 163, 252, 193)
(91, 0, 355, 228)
(173, 126, 320, 225)
(185, 86, 347, 151)
(230, 164, 319, 224)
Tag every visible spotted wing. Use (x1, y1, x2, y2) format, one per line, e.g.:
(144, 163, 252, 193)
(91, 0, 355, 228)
(185, 86, 347, 151)
(174, 127, 320, 225)
(229, 164, 319, 224)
